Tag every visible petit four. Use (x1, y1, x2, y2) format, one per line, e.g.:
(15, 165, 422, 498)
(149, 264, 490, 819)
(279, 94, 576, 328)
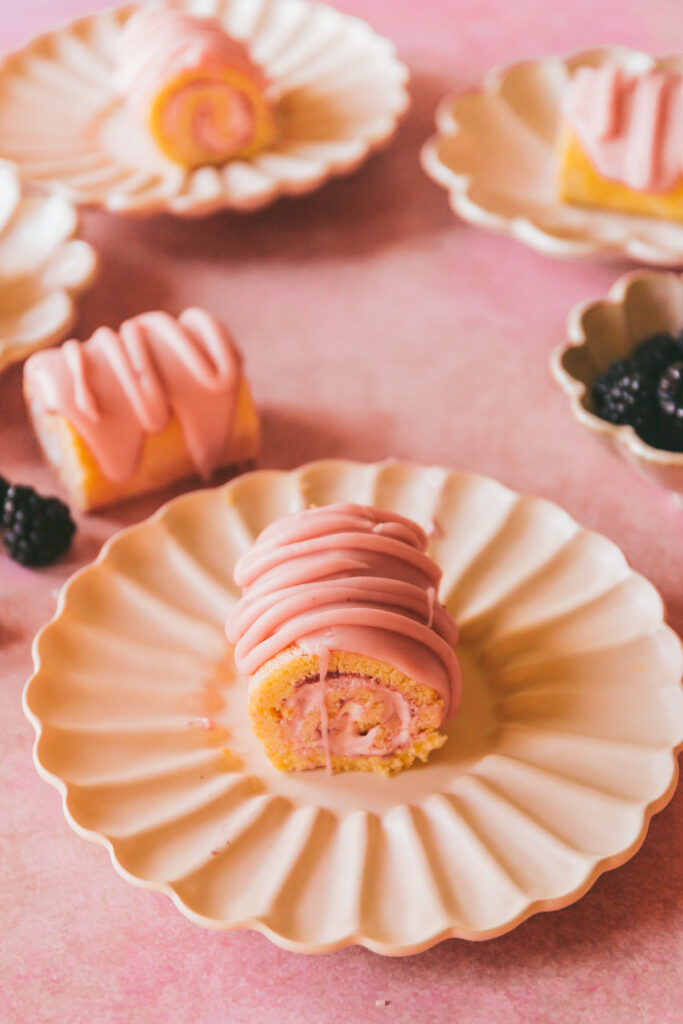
(116, 6, 275, 167)
(558, 64, 683, 220)
(24, 308, 259, 511)
(227, 503, 461, 775)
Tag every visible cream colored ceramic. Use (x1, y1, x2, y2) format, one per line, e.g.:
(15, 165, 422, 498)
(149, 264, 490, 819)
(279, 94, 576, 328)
(421, 48, 683, 265)
(552, 270, 683, 499)
(23, 460, 683, 954)
(0, 0, 409, 217)
(0, 163, 96, 372)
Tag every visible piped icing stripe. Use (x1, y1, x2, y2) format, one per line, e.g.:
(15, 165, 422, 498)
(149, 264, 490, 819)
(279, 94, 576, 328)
(566, 64, 683, 192)
(116, 7, 273, 165)
(227, 503, 461, 719)
(24, 308, 243, 483)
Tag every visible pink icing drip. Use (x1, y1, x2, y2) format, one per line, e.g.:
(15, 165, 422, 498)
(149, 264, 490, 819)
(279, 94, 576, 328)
(566, 64, 683, 192)
(282, 674, 413, 760)
(426, 586, 436, 629)
(316, 646, 332, 774)
(226, 503, 461, 729)
(24, 308, 243, 483)
(116, 7, 269, 158)
(62, 339, 98, 421)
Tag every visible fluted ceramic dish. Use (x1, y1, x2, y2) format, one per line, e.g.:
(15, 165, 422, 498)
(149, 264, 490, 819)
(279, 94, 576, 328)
(0, 0, 409, 217)
(23, 459, 683, 954)
(0, 163, 96, 372)
(552, 270, 683, 501)
(421, 47, 683, 266)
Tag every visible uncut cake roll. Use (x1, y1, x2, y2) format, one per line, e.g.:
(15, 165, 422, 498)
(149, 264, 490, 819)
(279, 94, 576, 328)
(226, 503, 461, 775)
(23, 308, 259, 512)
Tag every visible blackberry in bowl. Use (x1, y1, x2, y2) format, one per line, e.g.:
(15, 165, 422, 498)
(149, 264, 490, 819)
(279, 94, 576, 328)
(552, 270, 683, 501)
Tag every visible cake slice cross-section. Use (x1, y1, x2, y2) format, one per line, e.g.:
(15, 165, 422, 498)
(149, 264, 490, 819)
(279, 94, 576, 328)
(115, 6, 276, 168)
(227, 502, 461, 775)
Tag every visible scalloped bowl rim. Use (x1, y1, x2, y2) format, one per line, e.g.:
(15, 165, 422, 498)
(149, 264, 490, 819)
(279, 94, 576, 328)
(0, 165, 98, 370)
(21, 459, 683, 954)
(551, 270, 683, 468)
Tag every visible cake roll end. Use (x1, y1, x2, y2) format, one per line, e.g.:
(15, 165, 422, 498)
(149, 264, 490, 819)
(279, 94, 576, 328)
(248, 645, 448, 776)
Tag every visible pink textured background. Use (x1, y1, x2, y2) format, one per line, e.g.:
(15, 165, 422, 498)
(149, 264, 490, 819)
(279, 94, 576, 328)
(1, 1, 682, 1022)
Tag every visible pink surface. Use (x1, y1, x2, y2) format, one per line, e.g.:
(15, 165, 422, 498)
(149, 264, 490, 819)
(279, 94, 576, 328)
(1, 1, 682, 1022)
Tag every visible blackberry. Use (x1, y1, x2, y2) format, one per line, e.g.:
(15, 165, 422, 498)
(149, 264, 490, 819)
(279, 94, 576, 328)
(631, 332, 681, 378)
(592, 362, 655, 432)
(657, 361, 683, 452)
(2, 484, 76, 567)
(0, 475, 8, 506)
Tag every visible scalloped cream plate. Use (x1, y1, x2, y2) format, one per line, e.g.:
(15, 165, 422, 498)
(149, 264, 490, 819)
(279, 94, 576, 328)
(0, 0, 409, 217)
(23, 460, 683, 954)
(0, 163, 96, 372)
(421, 47, 683, 266)
(552, 270, 683, 500)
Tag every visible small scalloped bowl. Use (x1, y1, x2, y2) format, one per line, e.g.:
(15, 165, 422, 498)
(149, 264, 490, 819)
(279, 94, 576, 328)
(0, 163, 97, 373)
(0, 0, 409, 217)
(421, 47, 683, 266)
(551, 270, 683, 500)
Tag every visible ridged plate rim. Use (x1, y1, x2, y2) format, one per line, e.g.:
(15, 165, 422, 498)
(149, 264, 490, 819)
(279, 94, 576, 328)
(0, 162, 97, 372)
(22, 459, 683, 954)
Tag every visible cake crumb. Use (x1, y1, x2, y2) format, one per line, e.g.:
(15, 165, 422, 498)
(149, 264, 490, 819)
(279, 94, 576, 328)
(375, 1000, 389, 1007)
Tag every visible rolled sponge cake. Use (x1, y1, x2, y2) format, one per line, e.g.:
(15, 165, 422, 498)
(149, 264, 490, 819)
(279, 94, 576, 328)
(23, 308, 259, 511)
(227, 503, 461, 775)
(116, 7, 275, 167)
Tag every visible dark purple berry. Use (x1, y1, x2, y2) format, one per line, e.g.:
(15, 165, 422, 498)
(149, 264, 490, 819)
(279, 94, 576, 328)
(592, 363, 654, 431)
(1, 484, 76, 567)
(632, 332, 681, 378)
(657, 361, 683, 452)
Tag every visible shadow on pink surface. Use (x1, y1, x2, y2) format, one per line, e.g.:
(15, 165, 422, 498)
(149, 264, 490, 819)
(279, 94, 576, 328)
(77, 67, 461, 273)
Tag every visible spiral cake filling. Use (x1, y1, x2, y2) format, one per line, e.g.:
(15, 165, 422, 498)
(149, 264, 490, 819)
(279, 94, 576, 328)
(281, 674, 415, 758)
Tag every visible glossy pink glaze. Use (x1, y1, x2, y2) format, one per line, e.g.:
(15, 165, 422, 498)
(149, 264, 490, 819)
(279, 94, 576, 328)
(226, 503, 461, 720)
(115, 7, 269, 159)
(566, 63, 683, 191)
(23, 308, 243, 482)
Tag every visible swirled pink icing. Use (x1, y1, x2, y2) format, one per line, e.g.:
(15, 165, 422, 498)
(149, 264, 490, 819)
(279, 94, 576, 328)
(226, 503, 461, 727)
(566, 64, 683, 192)
(282, 675, 413, 758)
(24, 308, 243, 483)
(116, 7, 270, 160)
